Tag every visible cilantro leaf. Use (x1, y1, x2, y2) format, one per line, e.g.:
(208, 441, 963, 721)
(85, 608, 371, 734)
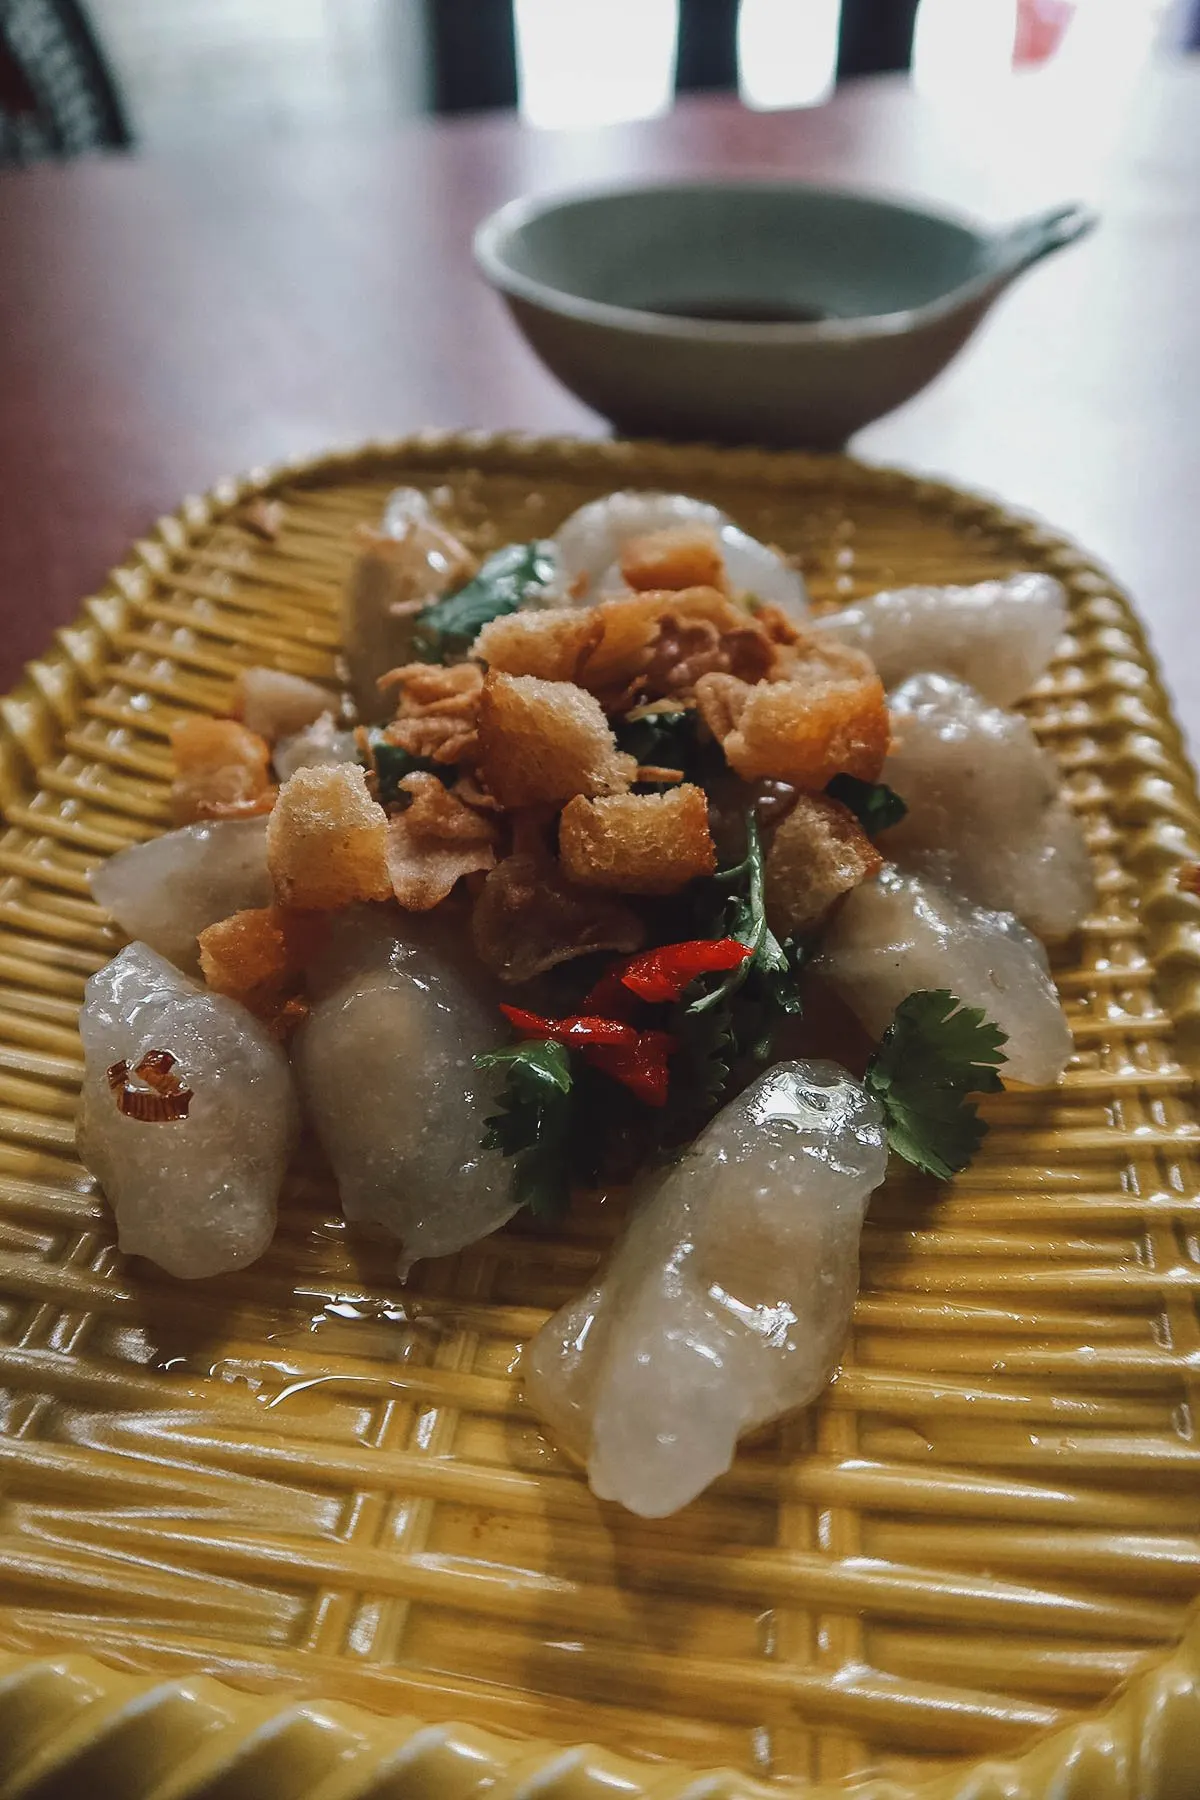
(363, 731, 448, 808)
(826, 773, 908, 835)
(864, 989, 1007, 1180)
(475, 1038, 574, 1219)
(688, 815, 780, 1013)
(415, 541, 559, 661)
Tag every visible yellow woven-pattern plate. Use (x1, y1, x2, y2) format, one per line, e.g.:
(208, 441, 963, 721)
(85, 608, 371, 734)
(0, 433, 1198, 1800)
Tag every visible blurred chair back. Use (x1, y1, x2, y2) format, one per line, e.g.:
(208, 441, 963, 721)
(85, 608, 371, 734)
(0, 0, 129, 165)
(427, 0, 517, 113)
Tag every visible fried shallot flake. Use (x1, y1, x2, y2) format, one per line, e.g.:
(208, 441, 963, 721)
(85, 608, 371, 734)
(764, 793, 883, 936)
(170, 718, 274, 826)
(695, 634, 888, 788)
(198, 904, 329, 1031)
(267, 763, 392, 909)
(1178, 861, 1200, 898)
(477, 673, 635, 808)
(386, 772, 498, 910)
(381, 660, 483, 765)
(559, 784, 717, 896)
(471, 850, 645, 983)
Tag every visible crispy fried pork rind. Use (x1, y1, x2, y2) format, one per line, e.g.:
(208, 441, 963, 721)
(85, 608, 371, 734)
(231, 668, 334, 743)
(576, 587, 744, 697)
(198, 904, 330, 1028)
(695, 636, 888, 787)
(618, 527, 727, 593)
(477, 673, 635, 808)
(382, 661, 483, 765)
(559, 785, 717, 896)
(471, 850, 645, 983)
(764, 794, 883, 937)
(386, 772, 498, 910)
(170, 718, 274, 825)
(471, 608, 599, 682)
(267, 763, 392, 909)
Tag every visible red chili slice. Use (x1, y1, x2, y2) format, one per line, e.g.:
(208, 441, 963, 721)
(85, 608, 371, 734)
(618, 937, 752, 1003)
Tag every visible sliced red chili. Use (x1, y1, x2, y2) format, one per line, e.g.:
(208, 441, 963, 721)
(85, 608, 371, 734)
(618, 937, 752, 1003)
(586, 1029, 677, 1107)
(497, 1006, 676, 1104)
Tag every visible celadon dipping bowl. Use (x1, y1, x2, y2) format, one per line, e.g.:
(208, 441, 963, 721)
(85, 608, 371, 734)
(475, 180, 1096, 448)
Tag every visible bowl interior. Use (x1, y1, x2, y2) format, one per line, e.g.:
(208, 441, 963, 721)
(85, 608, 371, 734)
(490, 183, 988, 325)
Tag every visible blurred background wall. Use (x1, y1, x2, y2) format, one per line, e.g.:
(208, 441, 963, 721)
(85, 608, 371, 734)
(2, 0, 1193, 163)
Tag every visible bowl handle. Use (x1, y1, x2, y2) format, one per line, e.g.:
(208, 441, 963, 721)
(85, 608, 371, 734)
(991, 202, 1098, 282)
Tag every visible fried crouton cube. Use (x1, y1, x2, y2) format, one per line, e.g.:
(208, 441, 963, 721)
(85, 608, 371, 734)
(559, 784, 716, 895)
(695, 644, 888, 788)
(477, 673, 635, 808)
(232, 668, 334, 742)
(198, 904, 329, 1022)
(619, 527, 726, 593)
(170, 717, 273, 824)
(764, 794, 883, 936)
(471, 607, 599, 682)
(267, 763, 392, 908)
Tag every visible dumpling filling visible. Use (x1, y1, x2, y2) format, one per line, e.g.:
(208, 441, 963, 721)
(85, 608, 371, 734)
(292, 910, 518, 1271)
(524, 1061, 888, 1517)
(815, 573, 1066, 706)
(816, 865, 1073, 1087)
(76, 943, 297, 1278)
(881, 672, 1094, 940)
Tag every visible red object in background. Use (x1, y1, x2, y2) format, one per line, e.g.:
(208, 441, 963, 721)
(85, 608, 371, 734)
(1014, 0, 1076, 65)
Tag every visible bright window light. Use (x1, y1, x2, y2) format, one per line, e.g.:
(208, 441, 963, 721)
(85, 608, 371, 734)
(738, 0, 841, 110)
(912, 0, 1019, 93)
(515, 0, 679, 130)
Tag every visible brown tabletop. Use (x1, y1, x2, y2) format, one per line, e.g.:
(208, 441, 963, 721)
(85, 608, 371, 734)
(0, 60, 1196, 738)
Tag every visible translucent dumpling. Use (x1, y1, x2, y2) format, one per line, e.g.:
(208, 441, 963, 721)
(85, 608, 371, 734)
(292, 909, 517, 1271)
(76, 943, 298, 1278)
(816, 865, 1073, 1087)
(881, 673, 1094, 941)
(90, 818, 271, 971)
(815, 574, 1066, 707)
(343, 487, 475, 719)
(524, 1060, 888, 1517)
(553, 490, 808, 620)
(272, 715, 359, 785)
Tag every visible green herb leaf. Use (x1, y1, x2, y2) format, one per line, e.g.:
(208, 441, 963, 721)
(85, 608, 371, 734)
(475, 1038, 574, 1219)
(363, 731, 448, 808)
(864, 989, 1007, 1180)
(687, 814, 774, 1014)
(614, 706, 722, 784)
(415, 541, 559, 661)
(826, 773, 908, 835)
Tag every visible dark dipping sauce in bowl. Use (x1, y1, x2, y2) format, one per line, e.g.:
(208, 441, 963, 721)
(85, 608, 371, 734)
(639, 297, 833, 324)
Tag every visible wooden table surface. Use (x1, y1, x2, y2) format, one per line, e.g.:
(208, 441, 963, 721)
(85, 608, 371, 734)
(0, 59, 1196, 738)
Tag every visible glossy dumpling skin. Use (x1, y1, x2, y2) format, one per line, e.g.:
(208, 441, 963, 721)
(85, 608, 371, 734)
(292, 909, 517, 1271)
(553, 489, 808, 620)
(90, 818, 271, 971)
(342, 487, 474, 719)
(524, 1061, 888, 1518)
(816, 865, 1073, 1087)
(76, 943, 298, 1278)
(882, 673, 1094, 941)
(815, 573, 1066, 707)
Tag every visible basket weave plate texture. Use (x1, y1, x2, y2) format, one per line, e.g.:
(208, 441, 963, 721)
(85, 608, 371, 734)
(0, 434, 1198, 1800)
